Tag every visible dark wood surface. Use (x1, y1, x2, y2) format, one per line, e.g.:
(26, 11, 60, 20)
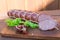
(45, 0, 59, 10)
(1, 10, 60, 40)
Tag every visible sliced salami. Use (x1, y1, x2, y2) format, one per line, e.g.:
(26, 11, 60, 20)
(31, 13, 38, 22)
(7, 10, 58, 31)
(20, 11, 26, 20)
(25, 13, 32, 20)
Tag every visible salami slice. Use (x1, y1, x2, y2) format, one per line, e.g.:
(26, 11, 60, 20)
(31, 13, 38, 22)
(25, 13, 32, 20)
(20, 11, 26, 20)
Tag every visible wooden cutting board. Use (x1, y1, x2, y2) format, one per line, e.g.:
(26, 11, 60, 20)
(1, 10, 60, 40)
(0, 17, 60, 39)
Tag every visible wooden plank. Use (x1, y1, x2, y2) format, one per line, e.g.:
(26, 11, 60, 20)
(1, 26, 60, 40)
(44, 0, 58, 10)
(38, 10, 60, 15)
(7, 0, 25, 10)
(0, 0, 7, 13)
(59, 0, 60, 9)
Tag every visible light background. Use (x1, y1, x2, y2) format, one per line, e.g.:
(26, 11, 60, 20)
(0, 0, 58, 19)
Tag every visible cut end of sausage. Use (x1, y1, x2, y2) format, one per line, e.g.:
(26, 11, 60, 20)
(38, 14, 57, 31)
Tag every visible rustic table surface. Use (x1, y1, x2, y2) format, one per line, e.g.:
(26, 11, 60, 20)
(0, 10, 60, 40)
